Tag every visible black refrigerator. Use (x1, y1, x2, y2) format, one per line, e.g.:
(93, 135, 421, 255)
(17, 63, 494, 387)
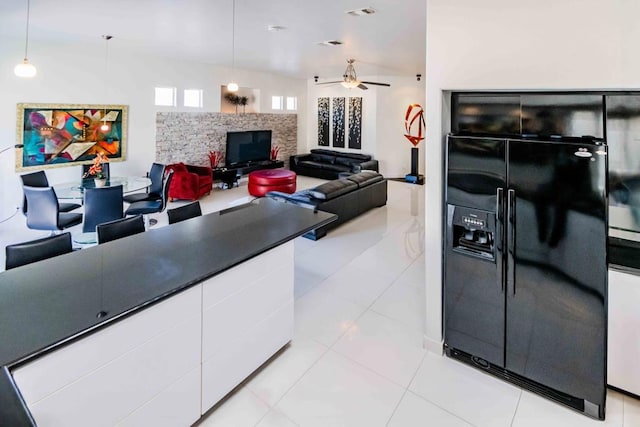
(443, 135, 608, 419)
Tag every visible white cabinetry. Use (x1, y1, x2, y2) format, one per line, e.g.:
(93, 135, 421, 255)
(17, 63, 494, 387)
(13, 284, 202, 427)
(11, 242, 295, 426)
(201, 242, 294, 411)
(608, 269, 640, 396)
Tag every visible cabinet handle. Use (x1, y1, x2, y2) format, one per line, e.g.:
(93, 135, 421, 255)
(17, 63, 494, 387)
(507, 189, 516, 295)
(496, 187, 504, 292)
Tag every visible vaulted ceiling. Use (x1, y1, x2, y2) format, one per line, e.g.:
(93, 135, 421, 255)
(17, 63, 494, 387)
(0, 0, 426, 80)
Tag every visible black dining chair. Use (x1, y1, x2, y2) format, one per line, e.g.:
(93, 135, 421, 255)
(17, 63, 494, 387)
(23, 186, 83, 233)
(82, 163, 110, 181)
(20, 171, 81, 215)
(167, 201, 202, 224)
(123, 163, 166, 204)
(124, 170, 174, 225)
(83, 185, 124, 233)
(5, 232, 73, 270)
(96, 215, 145, 244)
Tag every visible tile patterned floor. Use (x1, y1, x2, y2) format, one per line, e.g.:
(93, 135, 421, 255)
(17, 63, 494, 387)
(1, 175, 637, 426)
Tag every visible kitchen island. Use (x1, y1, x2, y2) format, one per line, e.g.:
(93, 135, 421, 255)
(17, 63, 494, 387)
(0, 198, 336, 426)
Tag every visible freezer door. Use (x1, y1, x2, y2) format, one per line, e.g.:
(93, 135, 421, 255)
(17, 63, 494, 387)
(446, 135, 506, 211)
(505, 139, 607, 409)
(444, 204, 505, 367)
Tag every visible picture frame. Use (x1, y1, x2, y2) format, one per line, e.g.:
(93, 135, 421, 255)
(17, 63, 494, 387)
(15, 103, 128, 171)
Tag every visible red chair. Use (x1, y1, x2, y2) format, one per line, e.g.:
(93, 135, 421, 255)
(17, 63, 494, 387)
(166, 163, 213, 201)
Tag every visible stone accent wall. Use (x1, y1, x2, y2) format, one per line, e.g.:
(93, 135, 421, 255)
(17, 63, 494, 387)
(156, 113, 297, 168)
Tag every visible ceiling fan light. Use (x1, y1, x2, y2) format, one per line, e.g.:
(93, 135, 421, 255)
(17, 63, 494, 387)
(227, 82, 239, 92)
(342, 80, 360, 89)
(14, 59, 37, 78)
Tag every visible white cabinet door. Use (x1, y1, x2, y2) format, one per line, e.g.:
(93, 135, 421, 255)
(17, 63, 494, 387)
(13, 285, 202, 427)
(201, 242, 294, 412)
(608, 269, 640, 396)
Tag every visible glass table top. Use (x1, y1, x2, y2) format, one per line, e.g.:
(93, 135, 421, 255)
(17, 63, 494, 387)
(53, 176, 152, 199)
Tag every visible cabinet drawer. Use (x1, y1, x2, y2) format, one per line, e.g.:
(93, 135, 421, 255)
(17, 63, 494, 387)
(202, 242, 293, 309)
(202, 302, 293, 412)
(202, 261, 293, 360)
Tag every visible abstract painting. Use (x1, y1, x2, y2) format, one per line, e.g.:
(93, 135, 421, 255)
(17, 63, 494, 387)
(16, 103, 127, 171)
(317, 97, 329, 146)
(348, 97, 362, 150)
(332, 97, 345, 148)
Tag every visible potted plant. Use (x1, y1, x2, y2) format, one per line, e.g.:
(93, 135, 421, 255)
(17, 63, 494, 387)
(224, 93, 249, 114)
(270, 145, 280, 161)
(83, 152, 110, 186)
(208, 150, 223, 169)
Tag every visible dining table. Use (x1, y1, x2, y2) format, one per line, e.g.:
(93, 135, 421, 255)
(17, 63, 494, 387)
(53, 176, 152, 244)
(53, 176, 152, 200)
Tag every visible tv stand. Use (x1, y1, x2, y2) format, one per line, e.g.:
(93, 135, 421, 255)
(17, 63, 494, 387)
(213, 160, 285, 188)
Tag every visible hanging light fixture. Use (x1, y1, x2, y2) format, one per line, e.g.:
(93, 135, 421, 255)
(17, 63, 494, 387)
(14, 0, 37, 78)
(100, 35, 113, 132)
(227, 0, 239, 92)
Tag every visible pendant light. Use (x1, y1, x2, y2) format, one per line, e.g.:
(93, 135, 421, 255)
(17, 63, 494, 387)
(14, 0, 37, 78)
(100, 35, 113, 132)
(227, 0, 239, 92)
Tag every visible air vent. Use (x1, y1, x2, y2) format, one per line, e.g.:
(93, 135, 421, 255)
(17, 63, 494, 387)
(317, 40, 343, 47)
(345, 7, 376, 16)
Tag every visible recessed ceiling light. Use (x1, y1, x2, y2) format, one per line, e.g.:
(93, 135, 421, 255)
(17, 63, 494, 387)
(317, 40, 343, 47)
(267, 25, 286, 32)
(345, 7, 376, 16)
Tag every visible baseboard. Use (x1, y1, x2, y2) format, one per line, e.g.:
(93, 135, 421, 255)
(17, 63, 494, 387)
(423, 335, 444, 355)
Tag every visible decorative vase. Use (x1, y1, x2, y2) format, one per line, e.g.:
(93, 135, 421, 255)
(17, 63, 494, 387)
(94, 178, 107, 187)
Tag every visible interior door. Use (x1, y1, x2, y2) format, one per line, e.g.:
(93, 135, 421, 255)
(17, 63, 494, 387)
(505, 139, 607, 408)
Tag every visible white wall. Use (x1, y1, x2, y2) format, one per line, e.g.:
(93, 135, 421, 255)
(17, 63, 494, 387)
(376, 76, 426, 177)
(424, 0, 640, 352)
(0, 38, 306, 219)
(306, 76, 425, 177)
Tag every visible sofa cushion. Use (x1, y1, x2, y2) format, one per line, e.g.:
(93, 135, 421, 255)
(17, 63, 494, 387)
(336, 152, 371, 161)
(309, 179, 358, 201)
(310, 149, 339, 156)
(346, 171, 384, 188)
(334, 157, 358, 168)
(310, 149, 372, 163)
(309, 153, 336, 164)
(299, 161, 350, 173)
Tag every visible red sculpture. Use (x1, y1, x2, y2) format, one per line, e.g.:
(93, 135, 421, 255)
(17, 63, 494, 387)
(404, 104, 425, 147)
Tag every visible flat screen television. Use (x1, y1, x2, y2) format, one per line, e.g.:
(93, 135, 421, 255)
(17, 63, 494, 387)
(225, 130, 272, 166)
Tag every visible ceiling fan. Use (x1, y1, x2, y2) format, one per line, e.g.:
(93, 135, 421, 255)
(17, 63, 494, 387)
(316, 59, 391, 90)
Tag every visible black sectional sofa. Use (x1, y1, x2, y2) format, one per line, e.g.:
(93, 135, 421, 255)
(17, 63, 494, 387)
(267, 171, 387, 240)
(289, 149, 379, 180)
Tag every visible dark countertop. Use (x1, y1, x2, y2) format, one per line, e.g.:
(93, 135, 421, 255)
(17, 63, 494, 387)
(0, 198, 336, 425)
(609, 236, 640, 273)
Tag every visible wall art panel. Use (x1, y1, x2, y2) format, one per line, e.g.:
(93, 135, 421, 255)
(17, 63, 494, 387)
(348, 97, 362, 150)
(317, 97, 329, 146)
(16, 103, 127, 171)
(332, 97, 345, 148)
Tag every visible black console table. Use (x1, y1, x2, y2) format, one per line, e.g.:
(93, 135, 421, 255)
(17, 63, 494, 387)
(213, 160, 285, 189)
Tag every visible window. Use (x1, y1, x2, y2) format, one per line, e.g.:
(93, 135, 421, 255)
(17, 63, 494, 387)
(271, 96, 284, 110)
(155, 87, 176, 107)
(184, 89, 203, 108)
(286, 96, 297, 111)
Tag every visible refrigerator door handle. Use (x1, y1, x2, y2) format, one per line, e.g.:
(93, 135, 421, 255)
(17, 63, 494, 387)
(496, 187, 504, 292)
(507, 189, 516, 295)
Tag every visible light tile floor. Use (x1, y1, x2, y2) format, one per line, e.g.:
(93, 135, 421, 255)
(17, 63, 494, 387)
(1, 176, 638, 426)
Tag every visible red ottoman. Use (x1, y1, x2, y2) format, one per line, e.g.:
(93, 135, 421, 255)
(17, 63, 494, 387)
(248, 169, 297, 197)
